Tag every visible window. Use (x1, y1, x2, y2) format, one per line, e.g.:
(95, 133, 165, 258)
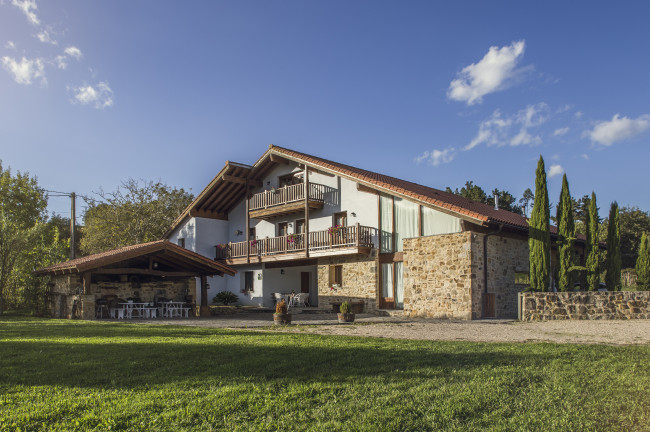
(277, 222, 288, 237)
(329, 265, 343, 287)
(296, 219, 305, 233)
(243, 271, 254, 293)
(394, 197, 418, 252)
(177, 238, 185, 248)
(279, 173, 299, 187)
(249, 227, 256, 241)
(380, 195, 393, 252)
(333, 211, 347, 227)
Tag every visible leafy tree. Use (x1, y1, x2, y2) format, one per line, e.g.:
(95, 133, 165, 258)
(0, 162, 48, 315)
(572, 195, 591, 235)
(446, 181, 488, 203)
(605, 202, 621, 291)
(617, 207, 650, 269)
(81, 179, 194, 255)
(529, 156, 550, 292)
(519, 188, 534, 217)
(445, 181, 523, 215)
(636, 232, 650, 290)
(556, 174, 575, 291)
(585, 192, 600, 291)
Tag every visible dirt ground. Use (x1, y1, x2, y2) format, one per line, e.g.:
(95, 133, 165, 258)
(128, 313, 650, 345)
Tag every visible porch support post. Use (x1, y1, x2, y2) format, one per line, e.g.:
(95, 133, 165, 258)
(304, 166, 310, 258)
(81, 272, 91, 294)
(200, 275, 210, 317)
(245, 180, 250, 264)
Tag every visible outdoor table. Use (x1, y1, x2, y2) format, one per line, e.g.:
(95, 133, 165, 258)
(119, 302, 154, 319)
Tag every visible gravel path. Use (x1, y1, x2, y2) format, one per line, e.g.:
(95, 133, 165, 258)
(127, 313, 650, 345)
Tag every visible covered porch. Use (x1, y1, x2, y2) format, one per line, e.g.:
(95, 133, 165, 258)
(35, 240, 236, 320)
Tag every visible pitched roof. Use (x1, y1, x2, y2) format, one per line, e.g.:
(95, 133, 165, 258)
(267, 145, 531, 229)
(35, 240, 236, 276)
(165, 144, 546, 237)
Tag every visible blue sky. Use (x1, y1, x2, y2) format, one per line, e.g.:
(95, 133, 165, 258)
(1, 1, 649, 219)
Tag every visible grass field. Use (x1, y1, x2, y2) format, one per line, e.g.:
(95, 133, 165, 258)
(0, 317, 648, 431)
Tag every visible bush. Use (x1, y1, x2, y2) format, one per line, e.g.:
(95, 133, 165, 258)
(275, 299, 287, 314)
(340, 301, 352, 314)
(213, 291, 238, 306)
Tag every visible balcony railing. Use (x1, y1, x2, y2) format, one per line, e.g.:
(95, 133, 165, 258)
(215, 224, 376, 260)
(249, 183, 325, 211)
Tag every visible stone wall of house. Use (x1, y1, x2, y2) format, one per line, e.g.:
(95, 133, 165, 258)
(48, 274, 196, 320)
(471, 233, 529, 319)
(519, 291, 650, 321)
(317, 255, 378, 312)
(402, 232, 475, 319)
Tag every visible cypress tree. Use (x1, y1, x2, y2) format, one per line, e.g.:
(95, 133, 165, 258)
(528, 156, 550, 292)
(636, 232, 650, 291)
(556, 174, 575, 291)
(585, 192, 600, 291)
(605, 202, 621, 291)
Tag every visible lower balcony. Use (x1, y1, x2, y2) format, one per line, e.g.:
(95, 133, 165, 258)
(215, 224, 377, 265)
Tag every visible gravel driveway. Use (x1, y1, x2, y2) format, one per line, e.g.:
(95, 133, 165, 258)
(129, 313, 650, 345)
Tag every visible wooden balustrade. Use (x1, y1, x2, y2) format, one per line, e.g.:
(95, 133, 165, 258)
(248, 183, 324, 211)
(215, 224, 376, 260)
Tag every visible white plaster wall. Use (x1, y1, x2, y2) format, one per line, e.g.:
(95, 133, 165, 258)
(222, 265, 265, 306)
(262, 265, 318, 307)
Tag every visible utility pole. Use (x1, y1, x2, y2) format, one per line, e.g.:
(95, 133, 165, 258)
(70, 192, 76, 260)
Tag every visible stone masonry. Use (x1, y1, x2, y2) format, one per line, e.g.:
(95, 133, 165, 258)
(519, 291, 650, 321)
(49, 274, 195, 319)
(471, 233, 529, 319)
(317, 255, 378, 312)
(402, 232, 474, 319)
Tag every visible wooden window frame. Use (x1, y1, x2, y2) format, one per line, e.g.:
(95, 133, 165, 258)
(177, 238, 185, 248)
(333, 211, 347, 227)
(329, 264, 343, 288)
(243, 271, 254, 293)
(277, 222, 289, 237)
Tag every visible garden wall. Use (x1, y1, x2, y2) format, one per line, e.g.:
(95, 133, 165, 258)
(518, 291, 650, 321)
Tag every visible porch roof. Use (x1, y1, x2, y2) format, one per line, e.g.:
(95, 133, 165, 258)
(35, 240, 236, 277)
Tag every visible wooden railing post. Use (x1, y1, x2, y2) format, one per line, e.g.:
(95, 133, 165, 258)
(356, 223, 361, 247)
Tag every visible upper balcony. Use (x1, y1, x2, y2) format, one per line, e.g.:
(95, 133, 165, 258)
(215, 224, 377, 265)
(248, 183, 325, 219)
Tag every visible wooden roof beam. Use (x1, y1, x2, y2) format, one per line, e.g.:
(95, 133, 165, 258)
(189, 209, 228, 220)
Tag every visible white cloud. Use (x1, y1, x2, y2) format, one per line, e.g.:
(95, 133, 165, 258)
(553, 127, 569, 136)
(448, 40, 527, 105)
(465, 103, 548, 150)
(1, 56, 45, 85)
(70, 81, 114, 109)
(36, 30, 57, 45)
(548, 164, 564, 178)
(580, 153, 589, 160)
(5, 41, 16, 50)
(64, 46, 82, 59)
(415, 147, 456, 166)
(574, 111, 583, 119)
(587, 114, 650, 146)
(11, 0, 39, 25)
(52, 46, 83, 69)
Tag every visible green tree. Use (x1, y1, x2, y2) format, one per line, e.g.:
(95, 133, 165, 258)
(617, 207, 650, 269)
(0, 162, 48, 314)
(572, 194, 591, 235)
(528, 156, 550, 292)
(445, 181, 523, 215)
(519, 188, 534, 217)
(605, 202, 621, 291)
(635, 232, 650, 290)
(556, 174, 575, 291)
(81, 179, 194, 255)
(585, 192, 600, 291)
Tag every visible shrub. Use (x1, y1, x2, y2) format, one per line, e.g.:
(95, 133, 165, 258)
(213, 291, 238, 306)
(275, 299, 287, 314)
(340, 301, 352, 314)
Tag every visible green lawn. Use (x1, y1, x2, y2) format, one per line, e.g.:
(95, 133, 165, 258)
(0, 318, 648, 431)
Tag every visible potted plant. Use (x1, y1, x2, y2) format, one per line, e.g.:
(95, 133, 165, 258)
(273, 299, 291, 325)
(337, 301, 355, 323)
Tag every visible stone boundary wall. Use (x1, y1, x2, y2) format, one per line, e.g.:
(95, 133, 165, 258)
(518, 291, 650, 321)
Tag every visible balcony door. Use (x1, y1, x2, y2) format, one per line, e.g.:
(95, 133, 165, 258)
(277, 222, 289, 237)
(380, 261, 403, 310)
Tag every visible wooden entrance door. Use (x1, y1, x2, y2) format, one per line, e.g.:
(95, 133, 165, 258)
(300, 272, 310, 294)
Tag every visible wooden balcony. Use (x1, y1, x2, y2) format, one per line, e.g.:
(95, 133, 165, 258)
(248, 183, 325, 219)
(215, 224, 376, 265)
